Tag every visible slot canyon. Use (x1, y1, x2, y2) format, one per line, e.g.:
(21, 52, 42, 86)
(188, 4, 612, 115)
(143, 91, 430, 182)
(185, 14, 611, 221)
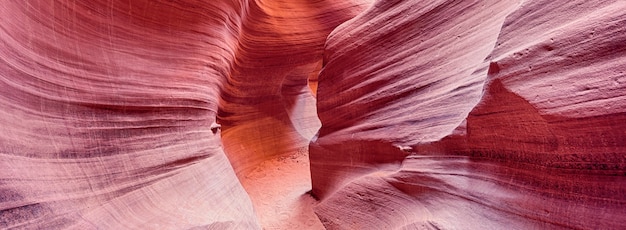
(1, 0, 625, 229)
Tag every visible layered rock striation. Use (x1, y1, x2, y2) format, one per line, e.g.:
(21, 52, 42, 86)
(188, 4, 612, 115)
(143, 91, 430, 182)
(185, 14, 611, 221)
(0, 0, 367, 228)
(311, 0, 626, 229)
(218, 0, 369, 177)
(1, 0, 625, 229)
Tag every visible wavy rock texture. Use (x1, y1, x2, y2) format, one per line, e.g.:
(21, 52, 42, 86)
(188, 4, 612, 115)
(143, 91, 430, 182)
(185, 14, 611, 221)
(312, 0, 626, 229)
(219, 0, 369, 176)
(0, 0, 370, 229)
(2, 0, 625, 229)
(0, 0, 306, 228)
(215, 0, 370, 228)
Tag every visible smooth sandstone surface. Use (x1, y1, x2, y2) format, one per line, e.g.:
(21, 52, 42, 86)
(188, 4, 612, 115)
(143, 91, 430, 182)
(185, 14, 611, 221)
(0, 0, 366, 229)
(312, 0, 626, 229)
(219, 0, 368, 177)
(1, 0, 625, 229)
(0, 1, 263, 229)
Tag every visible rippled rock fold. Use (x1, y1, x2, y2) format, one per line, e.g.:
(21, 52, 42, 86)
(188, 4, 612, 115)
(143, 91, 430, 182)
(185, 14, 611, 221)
(1, 0, 625, 229)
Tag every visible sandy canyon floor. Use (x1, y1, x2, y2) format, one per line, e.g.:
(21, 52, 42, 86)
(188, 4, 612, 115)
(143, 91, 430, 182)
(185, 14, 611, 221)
(239, 149, 324, 230)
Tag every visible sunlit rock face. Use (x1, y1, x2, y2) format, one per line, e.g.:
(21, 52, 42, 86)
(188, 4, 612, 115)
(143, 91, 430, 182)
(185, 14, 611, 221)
(218, 0, 369, 177)
(1, 0, 625, 229)
(0, 0, 368, 228)
(311, 0, 626, 229)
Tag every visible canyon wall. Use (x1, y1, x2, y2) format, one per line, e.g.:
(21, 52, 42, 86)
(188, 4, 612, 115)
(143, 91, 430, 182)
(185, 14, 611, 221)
(218, 0, 369, 177)
(0, 0, 365, 228)
(1, 0, 625, 229)
(1, 0, 252, 228)
(311, 0, 626, 229)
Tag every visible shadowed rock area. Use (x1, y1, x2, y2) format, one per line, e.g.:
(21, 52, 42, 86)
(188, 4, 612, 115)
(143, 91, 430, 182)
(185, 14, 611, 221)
(1, 0, 625, 229)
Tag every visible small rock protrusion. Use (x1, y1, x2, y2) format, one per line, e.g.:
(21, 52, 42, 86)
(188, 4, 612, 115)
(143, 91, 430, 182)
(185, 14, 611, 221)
(488, 62, 500, 75)
(397, 145, 413, 153)
(210, 122, 221, 134)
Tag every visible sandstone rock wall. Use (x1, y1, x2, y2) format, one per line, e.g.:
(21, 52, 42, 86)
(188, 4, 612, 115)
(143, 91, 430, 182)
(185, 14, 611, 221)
(219, 0, 368, 177)
(1, 0, 625, 229)
(0, 0, 256, 228)
(0, 0, 369, 228)
(311, 0, 626, 229)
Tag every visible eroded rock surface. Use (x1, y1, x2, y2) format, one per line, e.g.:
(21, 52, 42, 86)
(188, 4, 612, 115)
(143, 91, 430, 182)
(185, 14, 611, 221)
(0, 0, 365, 229)
(1, 0, 625, 229)
(311, 0, 626, 229)
(2, 0, 254, 228)
(218, 0, 368, 177)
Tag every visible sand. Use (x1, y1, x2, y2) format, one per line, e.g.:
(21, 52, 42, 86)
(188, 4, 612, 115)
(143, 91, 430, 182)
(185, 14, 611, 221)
(240, 149, 325, 230)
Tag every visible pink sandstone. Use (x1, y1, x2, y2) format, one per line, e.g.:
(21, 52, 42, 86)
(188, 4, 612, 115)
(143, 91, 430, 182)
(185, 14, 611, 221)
(1, 0, 624, 229)
(312, 0, 626, 229)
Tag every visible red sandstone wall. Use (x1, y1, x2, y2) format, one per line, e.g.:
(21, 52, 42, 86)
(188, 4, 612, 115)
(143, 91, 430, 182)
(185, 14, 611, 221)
(1, 0, 625, 229)
(0, 0, 367, 228)
(219, 0, 369, 177)
(0, 0, 258, 228)
(311, 0, 626, 229)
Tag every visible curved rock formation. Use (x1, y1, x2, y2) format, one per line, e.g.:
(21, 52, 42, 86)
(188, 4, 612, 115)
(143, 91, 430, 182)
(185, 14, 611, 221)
(0, 0, 366, 228)
(311, 0, 626, 229)
(219, 0, 369, 176)
(1, 0, 625, 229)
(0, 0, 259, 228)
